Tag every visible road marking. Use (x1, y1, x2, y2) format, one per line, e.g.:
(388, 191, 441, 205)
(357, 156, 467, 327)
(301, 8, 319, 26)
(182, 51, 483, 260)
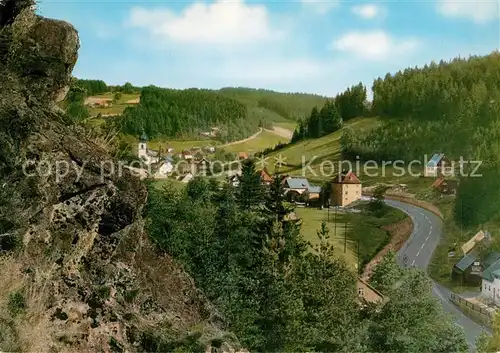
(416, 250, 420, 257)
(425, 236, 429, 241)
(420, 243, 425, 250)
(411, 259, 415, 266)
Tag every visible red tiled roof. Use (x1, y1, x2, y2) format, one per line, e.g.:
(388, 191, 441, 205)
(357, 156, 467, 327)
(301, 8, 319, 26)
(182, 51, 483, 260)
(333, 170, 361, 184)
(260, 169, 273, 182)
(238, 152, 249, 159)
(432, 177, 445, 189)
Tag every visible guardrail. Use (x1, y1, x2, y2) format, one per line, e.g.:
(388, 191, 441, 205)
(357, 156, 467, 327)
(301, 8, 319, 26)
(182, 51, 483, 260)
(450, 292, 494, 328)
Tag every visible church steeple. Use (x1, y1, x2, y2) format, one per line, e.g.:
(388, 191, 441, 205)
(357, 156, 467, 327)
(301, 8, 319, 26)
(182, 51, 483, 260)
(139, 128, 148, 143)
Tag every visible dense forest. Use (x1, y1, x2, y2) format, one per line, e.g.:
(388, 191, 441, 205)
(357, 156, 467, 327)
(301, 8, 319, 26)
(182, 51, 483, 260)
(118, 86, 261, 142)
(291, 83, 367, 142)
(72, 78, 108, 96)
(218, 87, 328, 121)
(72, 78, 141, 96)
(340, 51, 500, 226)
(146, 160, 468, 352)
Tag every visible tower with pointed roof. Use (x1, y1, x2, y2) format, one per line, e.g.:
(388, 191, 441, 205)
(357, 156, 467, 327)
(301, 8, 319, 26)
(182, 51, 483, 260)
(331, 170, 362, 207)
(138, 129, 148, 161)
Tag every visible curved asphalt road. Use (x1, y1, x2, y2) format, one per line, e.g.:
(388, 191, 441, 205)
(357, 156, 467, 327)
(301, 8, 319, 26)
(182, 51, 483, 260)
(384, 199, 491, 350)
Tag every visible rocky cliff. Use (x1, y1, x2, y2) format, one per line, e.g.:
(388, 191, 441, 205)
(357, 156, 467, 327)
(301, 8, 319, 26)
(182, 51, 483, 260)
(0, 1, 236, 352)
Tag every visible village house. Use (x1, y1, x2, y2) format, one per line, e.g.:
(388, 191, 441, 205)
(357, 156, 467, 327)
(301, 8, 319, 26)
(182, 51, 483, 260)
(205, 145, 216, 153)
(280, 176, 322, 204)
(260, 168, 273, 186)
(432, 176, 458, 195)
(182, 150, 194, 161)
(462, 230, 492, 255)
(180, 172, 194, 183)
(302, 186, 322, 206)
(453, 252, 500, 286)
(195, 157, 211, 176)
(330, 170, 362, 207)
(153, 157, 175, 179)
(425, 153, 454, 178)
(282, 177, 312, 202)
(481, 255, 500, 305)
(137, 130, 159, 165)
(227, 168, 274, 188)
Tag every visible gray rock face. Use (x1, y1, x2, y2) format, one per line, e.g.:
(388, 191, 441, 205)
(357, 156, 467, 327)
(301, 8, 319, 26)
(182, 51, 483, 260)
(0, 2, 236, 352)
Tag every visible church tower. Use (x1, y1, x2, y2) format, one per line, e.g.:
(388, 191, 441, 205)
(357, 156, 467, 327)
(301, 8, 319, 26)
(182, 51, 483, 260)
(138, 129, 149, 161)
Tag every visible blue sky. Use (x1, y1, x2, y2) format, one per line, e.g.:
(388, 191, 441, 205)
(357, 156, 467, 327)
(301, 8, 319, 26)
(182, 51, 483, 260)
(38, 0, 499, 97)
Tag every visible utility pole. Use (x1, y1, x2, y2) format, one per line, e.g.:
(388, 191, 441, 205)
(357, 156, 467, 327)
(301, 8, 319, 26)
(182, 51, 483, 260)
(357, 240, 360, 276)
(344, 222, 347, 253)
(333, 206, 337, 237)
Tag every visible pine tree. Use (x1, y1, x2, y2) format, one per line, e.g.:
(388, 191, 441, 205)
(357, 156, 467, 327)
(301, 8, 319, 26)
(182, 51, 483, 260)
(237, 159, 264, 209)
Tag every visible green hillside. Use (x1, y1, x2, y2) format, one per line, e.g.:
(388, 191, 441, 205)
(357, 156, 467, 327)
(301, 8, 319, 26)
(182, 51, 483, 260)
(265, 117, 380, 180)
(218, 87, 328, 121)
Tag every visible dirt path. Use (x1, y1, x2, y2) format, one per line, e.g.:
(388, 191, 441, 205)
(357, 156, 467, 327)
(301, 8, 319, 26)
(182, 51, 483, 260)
(219, 128, 263, 147)
(264, 126, 293, 139)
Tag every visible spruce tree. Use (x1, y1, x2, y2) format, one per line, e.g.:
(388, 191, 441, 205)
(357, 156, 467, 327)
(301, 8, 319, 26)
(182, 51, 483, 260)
(237, 159, 264, 209)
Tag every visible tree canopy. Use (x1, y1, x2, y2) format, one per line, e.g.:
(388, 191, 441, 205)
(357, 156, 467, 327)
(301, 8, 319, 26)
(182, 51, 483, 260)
(145, 173, 468, 352)
(119, 86, 259, 142)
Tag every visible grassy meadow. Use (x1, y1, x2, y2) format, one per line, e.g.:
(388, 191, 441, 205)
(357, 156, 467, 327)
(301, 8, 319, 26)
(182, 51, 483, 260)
(296, 202, 406, 272)
(222, 130, 288, 154)
(87, 92, 140, 117)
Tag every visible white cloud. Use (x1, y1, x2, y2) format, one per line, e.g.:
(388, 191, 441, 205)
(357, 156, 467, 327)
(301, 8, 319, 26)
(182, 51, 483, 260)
(127, 0, 282, 46)
(351, 4, 383, 19)
(301, 0, 339, 15)
(436, 1, 500, 23)
(332, 30, 421, 60)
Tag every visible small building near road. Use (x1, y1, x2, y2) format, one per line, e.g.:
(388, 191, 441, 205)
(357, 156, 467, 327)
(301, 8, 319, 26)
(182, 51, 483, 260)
(481, 257, 500, 305)
(462, 230, 492, 255)
(153, 157, 175, 179)
(302, 185, 322, 206)
(282, 177, 312, 202)
(331, 170, 362, 207)
(452, 253, 482, 286)
(453, 251, 500, 288)
(238, 152, 249, 160)
(425, 153, 454, 178)
(432, 176, 458, 195)
(357, 277, 384, 305)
